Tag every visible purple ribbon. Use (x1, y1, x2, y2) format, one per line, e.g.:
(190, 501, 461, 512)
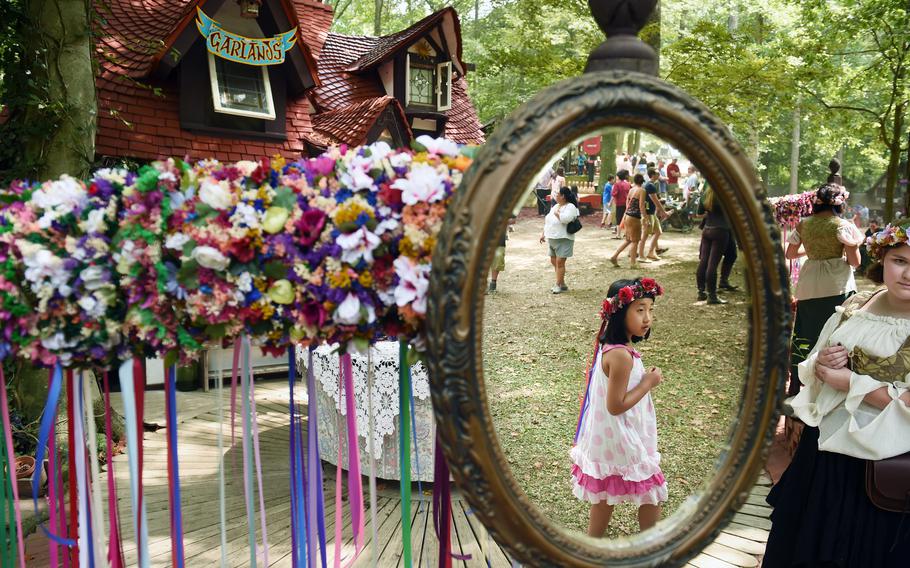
(341, 353, 365, 560)
(306, 347, 327, 568)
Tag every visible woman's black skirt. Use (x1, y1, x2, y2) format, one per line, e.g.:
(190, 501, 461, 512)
(764, 427, 910, 567)
(789, 293, 850, 396)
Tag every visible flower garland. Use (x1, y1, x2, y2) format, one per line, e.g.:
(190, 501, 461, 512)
(768, 191, 815, 228)
(866, 221, 910, 261)
(0, 137, 473, 368)
(600, 278, 664, 320)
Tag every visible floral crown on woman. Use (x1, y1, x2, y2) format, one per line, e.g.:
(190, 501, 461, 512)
(814, 183, 849, 207)
(600, 278, 664, 320)
(866, 222, 910, 261)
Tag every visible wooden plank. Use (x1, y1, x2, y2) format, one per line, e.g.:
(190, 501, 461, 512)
(730, 513, 772, 531)
(355, 498, 402, 567)
(689, 552, 737, 568)
(701, 543, 759, 567)
(749, 485, 771, 497)
(450, 501, 481, 568)
(736, 504, 771, 519)
(713, 532, 766, 556)
(722, 522, 769, 543)
(745, 494, 770, 507)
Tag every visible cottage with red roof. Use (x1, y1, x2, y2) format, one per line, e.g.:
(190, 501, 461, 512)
(95, 0, 484, 164)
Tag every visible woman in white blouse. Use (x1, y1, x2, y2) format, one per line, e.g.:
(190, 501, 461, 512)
(765, 220, 910, 566)
(539, 186, 580, 294)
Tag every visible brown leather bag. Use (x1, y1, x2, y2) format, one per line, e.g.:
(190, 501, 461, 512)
(866, 453, 910, 512)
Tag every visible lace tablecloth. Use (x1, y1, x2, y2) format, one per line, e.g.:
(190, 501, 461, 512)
(297, 342, 435, 482)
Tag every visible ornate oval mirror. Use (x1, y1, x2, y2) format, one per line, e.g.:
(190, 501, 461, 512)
(424, 3, 791, 566)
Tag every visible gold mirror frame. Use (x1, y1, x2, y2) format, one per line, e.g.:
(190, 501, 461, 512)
(425, 71, 792, 567)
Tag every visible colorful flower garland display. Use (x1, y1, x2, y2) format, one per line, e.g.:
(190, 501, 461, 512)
(768, 190, 815, 228)
(0, 137, 473, 368)
(866, 221, 910, 261)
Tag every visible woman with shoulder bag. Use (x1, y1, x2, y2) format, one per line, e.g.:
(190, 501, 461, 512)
(764, 220, 910, 567)
(539, 186, 580, 294)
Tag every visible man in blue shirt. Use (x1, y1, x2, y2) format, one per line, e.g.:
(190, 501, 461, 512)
(600, 174, 615, 228)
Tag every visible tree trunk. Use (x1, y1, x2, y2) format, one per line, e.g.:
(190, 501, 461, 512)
(25, 0, 97, 179)
(884, 101, 905, 221)
(643, 1, 661, 72)
(374, 0, 383, 35)
(599, 130, 619, 188)
(789, 97, 801, 194)
(904, 131, 910, 217)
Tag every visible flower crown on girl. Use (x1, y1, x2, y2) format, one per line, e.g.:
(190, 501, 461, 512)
(600, 278, 665, 320)
(866, 221, 910, 261)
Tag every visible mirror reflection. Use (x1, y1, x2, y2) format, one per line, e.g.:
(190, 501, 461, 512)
(483, 129, 749, 537)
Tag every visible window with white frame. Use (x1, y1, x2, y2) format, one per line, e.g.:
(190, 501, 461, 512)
(208, 53, 276, 120)
(406, 54, 453, 111)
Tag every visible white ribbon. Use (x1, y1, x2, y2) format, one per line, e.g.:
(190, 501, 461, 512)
(118, 360, 150, 568)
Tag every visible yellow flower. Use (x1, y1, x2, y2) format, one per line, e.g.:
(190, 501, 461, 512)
(271, 155, 286, 171)
(267, 280, 294, 305)
(328, 271, 351, 288)
(262, 207, 290, 234)
(333, 196, 375, 226)
(358, 272, 373, 287)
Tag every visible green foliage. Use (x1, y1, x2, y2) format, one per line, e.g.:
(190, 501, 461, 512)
(0, 0, 67, 183)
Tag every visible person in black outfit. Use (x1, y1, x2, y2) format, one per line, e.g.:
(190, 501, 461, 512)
(719, 234, 739, 291)
(694, 184, 729, 304)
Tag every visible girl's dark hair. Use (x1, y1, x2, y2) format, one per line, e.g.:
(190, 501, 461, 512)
(633, 173, 645, 186)
(599, 278, 655, 345)
(866, 261, 884, 284)
(559, 185, 578, 207)
(556, 167, 565, 177)
(812, 183, 847, 215)
(827, 159, 843, 185)
(617, 170, 629, 181)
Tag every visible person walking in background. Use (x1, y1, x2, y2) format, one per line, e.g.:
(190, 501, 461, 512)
(550, 167, 566, 201)
(639, 169, 670, 262)
(858, 218, 881, 276)
(682, 166, 699, 205)
(600, 174, 615, 229)
(577, 153, 586, 176)
(535, 165, 555, 215)
(609, 173, 647, 269)
(666, 158, 680, 192)
(784, 183, 863, 396)
(539, 186, 580, 294)
(719, 232, 739, 291)
(488, 215, 517, 294)
(611, 171, 631, 240)
(694, 184, 732, 305)
(621, 154, 633, 175)
(657, 160, 669, 194)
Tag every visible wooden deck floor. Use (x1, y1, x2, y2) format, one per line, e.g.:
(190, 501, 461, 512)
(23, 378, 771, 567)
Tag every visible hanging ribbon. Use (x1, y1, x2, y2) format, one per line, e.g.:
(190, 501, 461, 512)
(305, 346, 327, 568)
(248, 356, 270, 566)
(398, 340, 413, 568)
(1, 418, 15, 567)
(119, 359, 150, 568)
(333, 378, 343, 568)
(164, 363, 186, 567)
(73, 373, 92, 567)
(341, 353, 365, 562)
(366, 351, 379, 568)
(103, 371, 125, 568)
(66, 369, 79, 565)
(48, 371, 61, 568)
(216, 350, 229, 566)
(231, 338, 241, 469)
(432, 435, 470, 565)
(82, 372, 107, 568)
(0, 366, 27, 568)
(240, 337, 258, 567)
(288, 348, 307, 568)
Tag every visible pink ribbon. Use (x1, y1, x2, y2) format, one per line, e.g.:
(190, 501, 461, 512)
(249, 366, 270, 565)
(0, 367, 27, 568)
(103, 372, 124, 568)
(341, 353, 365, 560)
(47, 371, 60, 568)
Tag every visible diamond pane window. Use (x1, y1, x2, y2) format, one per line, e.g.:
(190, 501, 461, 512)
(409, 65, 435, 106)
(208, 53, 276, 120)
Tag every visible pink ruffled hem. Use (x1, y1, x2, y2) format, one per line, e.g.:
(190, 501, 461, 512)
(571, 464, 665, 495)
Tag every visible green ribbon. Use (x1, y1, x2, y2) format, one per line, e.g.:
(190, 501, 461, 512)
(399, 339, 412, 567)
(0, 428, 14, 566)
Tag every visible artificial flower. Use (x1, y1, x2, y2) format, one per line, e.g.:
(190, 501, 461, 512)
(191, 245, 231, 271)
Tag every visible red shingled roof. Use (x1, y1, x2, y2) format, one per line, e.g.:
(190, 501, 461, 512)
(92, 1, 482, 162)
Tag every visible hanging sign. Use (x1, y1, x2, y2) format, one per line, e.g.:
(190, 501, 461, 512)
(582, 136, 602, 156)
(196, 8, 297, 66)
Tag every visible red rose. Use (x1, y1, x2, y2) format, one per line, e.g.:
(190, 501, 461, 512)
(640, 278, 656, 292)
(378, 183, 403, 207)
(618, 286, 634, 304)
(601, 299, 613, 318)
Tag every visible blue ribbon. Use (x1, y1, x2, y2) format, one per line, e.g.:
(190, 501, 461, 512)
(32, 364, 75, 546)
(166, 364, 186, 568)
(306, 347, 327, 568)
(288, 349, 307, 567)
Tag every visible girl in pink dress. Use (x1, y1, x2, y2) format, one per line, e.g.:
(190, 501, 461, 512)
(570, 277, 668, 536)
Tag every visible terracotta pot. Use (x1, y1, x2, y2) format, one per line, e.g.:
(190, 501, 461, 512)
(14, 456, 46, 498)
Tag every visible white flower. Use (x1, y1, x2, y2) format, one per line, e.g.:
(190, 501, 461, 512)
(165, 233, 191, 250)
(336, 226, 381, 265)
(41, 332, 78, 352)
(192, 246, 230, 271)
(415, 135, 459, 157)
(389, 152, 413, 169)
(393, 257, 431, 314)
(19, 241, 71, 296)
(374, 218, 400, 235)
(334, 292, 376, 325)
(78, 294, 106, 319)
(199, 179, 234, 210)
(392, 162, 447, 205)
(235, 160, 260, 177)
(31, 175, 89, 228)
(79, 209, 108, 234)
(367, 141, 393, 162)
(79, 266, 108, 291)
(231, 202, 261, 229)
(237, 272, 253, 292)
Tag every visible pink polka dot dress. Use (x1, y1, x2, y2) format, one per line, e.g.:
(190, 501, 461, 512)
(570, 344, 668, 505)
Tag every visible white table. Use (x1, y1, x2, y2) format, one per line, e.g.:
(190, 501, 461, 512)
(298, 341, 435, 482)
